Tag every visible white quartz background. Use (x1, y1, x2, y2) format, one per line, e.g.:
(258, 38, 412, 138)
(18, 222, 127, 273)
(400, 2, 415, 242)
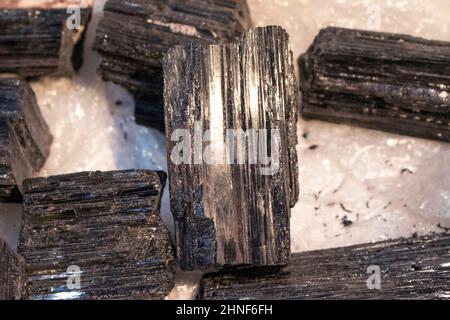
(0, 0, 449, 299)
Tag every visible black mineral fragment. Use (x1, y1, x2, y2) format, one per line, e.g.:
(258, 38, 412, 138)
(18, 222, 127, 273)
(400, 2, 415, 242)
(300, 27, 450, 142)
(0, 0, 92, 78)
(94, 0, 252, 130)
(0, 77, 52, 202)
(200, 232, 450, 300)
(18, 170, 175, 300)
(164, 26, 299, 271)
(0, 238, 25, 300)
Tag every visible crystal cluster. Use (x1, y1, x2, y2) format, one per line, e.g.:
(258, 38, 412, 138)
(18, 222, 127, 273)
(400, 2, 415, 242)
(0, 0, 449, 301)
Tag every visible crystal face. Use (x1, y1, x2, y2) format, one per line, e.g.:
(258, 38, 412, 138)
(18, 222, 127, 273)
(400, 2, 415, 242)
(0, 3, 92, 77)
(164, 26, 299, 271)
(18, 170, 175, 300)
(0, 77, 52, 202)
(201, 233, 450, 300)
(299, 27, 450, 142)
(0, 238, 24, 300)
(94, 0, 252, 130)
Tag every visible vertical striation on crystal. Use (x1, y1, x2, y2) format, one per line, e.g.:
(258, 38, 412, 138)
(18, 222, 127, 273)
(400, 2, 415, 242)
(94, 0, 252, 130)
(0, 77, 52, 202)
(18, 170, 175, 300)
(164, 26, 299, 271)
(0, 237, 25, 300)
(299, 27, 450, 142)
(0, 1, 92, 77)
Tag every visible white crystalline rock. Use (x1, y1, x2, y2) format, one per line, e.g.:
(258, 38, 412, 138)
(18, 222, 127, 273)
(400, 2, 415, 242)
(0, 0, 449, 300)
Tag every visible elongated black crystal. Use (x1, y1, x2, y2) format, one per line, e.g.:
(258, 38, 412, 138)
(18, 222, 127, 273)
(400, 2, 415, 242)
(94, 0, 252, 130)
(164, 26, 299, 271)
(18, 170, 175, 300)
(299, 27, 450, 142)
(0, 238, 25, 300)
(0, 1, 92, 77)
(0, 77, 52, 202)
(201, 232, 450, 300)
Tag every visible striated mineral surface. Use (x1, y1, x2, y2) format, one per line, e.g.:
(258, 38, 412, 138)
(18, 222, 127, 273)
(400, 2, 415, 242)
(0, 77, 52, 202)
(1, 0, 450, 300)
(0, 1, 92, 77)
(0, 237, 25, 300)
(164, 26, 299, 271)
(18, 170, 175, 300)
(201, 232, 450, 300)
(94, 0, 252, 129)
(300, 27, 450, 142)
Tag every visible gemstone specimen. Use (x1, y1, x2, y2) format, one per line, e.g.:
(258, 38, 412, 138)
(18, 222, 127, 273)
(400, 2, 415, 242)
(0, 238, 25, 300)
(299, 27, 450, 142)
(0, 77, 52, 202)
(0, 0, 92, 78)
(200, 232, 450, 300)
(94, 0, 252, 130)
(164, 26, 299, 271)
(18, 170, 175, 300)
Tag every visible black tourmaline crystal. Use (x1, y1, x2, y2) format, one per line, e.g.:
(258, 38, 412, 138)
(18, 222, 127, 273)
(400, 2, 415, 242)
(300, 27, 450, 142)
(94, 0, 252, 130)
(200, 233, 450, 300)
(164, 26, 299, 271)
(18, 170, 175, 300)
(0, 238, 25, 300)
(0, 1, 92, 77)
(0, 77, 52, 202)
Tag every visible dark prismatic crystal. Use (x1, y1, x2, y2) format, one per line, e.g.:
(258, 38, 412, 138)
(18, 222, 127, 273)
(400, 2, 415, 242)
(164, 26, 299, 271)
(0, 77, 52, 202)
(0, 238, 25, 300)
(0, 1, 92, 78)
(18, 170, 175, 300)
(94, 0, 252, 130)
(200, 233, 450, 300)
(299, 27, 450, 142)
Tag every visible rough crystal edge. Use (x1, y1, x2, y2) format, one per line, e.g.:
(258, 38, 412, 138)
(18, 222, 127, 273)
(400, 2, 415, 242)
(200, 232, 450, 300)
(164, 26, 299, 271)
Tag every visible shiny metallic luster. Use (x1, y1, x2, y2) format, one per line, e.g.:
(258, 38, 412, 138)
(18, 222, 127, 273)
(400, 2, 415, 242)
(164, 26, 299, 271)
(300, 27, 450, 142)
(18, 170, 175, 300)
